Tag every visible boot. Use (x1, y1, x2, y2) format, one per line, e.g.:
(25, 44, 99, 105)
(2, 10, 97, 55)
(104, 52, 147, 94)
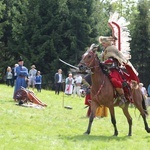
(116, 88, 127, 108)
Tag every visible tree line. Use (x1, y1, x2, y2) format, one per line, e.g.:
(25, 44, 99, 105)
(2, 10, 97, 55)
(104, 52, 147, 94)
(0, 0, 149, 88)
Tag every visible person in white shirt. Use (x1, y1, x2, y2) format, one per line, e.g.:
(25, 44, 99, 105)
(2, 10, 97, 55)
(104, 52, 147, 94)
(65, 73, 74, 95)
(73, 74, 82, 98)
(28, 65, 37, 90)
(139, 83, 148, 99)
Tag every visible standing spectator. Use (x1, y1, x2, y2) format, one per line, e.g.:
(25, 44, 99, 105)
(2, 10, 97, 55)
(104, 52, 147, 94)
(65, 73, 74, 95)
(147, 84, 150, 97)
(35, 71, 42, 92)
(13, 57, 28, 99)
(139, 83, 148, 99)
(12, 64, 19, 86)
(6, 66, 13, 87)
(54, 69, 63, 95)
(28, 65, 37, 90)
(73, 74, 82, 98)
(82, 74, 91, 117)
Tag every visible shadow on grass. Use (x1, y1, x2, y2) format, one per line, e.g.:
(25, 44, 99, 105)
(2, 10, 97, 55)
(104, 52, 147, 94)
(60, 134, 131, 142)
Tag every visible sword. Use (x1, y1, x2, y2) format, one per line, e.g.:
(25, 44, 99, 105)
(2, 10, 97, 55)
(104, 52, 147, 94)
(59, 58, 79, 70)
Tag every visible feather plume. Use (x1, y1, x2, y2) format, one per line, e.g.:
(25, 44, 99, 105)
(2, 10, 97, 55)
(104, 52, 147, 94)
(108, 12, 138, 75)
(108, 12, 131, 61)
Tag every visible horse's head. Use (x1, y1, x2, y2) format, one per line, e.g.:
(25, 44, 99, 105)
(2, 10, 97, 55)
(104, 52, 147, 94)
(78, 43, 99, 72)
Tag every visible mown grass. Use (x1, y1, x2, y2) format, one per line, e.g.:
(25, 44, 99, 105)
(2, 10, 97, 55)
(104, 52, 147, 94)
(0, 84, 150, 150)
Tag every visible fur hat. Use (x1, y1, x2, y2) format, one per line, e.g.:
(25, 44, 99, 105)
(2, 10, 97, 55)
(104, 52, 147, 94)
(99, 36, 115, 44)
(18, 56, 23, 62)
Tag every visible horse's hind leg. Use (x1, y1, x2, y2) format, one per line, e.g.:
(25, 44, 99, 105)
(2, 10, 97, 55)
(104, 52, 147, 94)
(122, 103, 132, 136)
(142, 114, 150, 133)
(133, 88, 150, 133)
(135, 99, 150, 133)
(109, 107, 118, 136)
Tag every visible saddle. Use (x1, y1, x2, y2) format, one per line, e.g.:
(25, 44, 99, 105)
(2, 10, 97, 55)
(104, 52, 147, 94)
(14, 87, 47, 107)
(101, 63, 133, 102)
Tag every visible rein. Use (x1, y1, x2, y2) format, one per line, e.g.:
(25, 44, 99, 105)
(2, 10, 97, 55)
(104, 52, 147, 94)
(88, 53, 106, 101)
(92, 73, 106, 102)
(81, 49, 106, 102)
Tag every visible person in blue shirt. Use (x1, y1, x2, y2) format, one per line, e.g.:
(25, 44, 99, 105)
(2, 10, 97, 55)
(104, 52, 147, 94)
(13, 58, 28, 100)
(147, 84, 150, 97)
(35, 71, 42, 92)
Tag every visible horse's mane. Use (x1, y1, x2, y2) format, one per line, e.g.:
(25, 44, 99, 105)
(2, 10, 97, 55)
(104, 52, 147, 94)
(95, 53, 108, 75)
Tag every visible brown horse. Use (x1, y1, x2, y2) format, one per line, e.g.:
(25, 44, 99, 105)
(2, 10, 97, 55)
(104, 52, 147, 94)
(78, 44, 150, 136)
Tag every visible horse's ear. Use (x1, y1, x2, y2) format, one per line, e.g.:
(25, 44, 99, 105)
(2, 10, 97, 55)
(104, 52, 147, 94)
(90, 43, 99, 53)
(92, 46, 99, 53)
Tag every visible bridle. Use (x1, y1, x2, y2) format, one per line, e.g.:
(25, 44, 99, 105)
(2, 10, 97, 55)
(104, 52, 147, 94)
(80, 50, 99, 70)
(79, 49, 106, 104)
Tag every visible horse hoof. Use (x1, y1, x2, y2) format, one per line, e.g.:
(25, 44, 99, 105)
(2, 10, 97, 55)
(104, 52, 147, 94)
(146, 128, 150, 133)
(113, 134, 118, 136)
(128, 134, 132, 136)
(84, 132, 90, 135)
(113, 132, 118, 136)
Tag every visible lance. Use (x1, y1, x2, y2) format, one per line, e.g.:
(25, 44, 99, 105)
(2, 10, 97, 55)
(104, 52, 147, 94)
(59, 58, 79, 70)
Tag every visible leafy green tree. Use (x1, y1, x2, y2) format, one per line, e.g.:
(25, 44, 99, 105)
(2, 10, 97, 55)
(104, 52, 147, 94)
(2, 0, 148, 88)
(130, 0, 150, 87)
(0, 0, 15, 80)
(10, 0, 103, 81)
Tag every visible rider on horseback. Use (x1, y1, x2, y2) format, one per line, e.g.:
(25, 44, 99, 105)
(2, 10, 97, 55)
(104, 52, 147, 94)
(99, 36, 139, 108)
(97, 12, 140, 108)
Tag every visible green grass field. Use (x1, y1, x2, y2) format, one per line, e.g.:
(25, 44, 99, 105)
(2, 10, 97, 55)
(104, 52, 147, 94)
(0, 84, 150, 150)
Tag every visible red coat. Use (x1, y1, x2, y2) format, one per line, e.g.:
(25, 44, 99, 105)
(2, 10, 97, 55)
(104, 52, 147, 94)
(104, 58, 139, 88)
(109, 68, 124, 88)
(85, 94, 91, 106)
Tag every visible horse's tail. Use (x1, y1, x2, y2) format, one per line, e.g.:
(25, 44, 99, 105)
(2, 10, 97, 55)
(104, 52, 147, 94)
(142, 95, 148, 115)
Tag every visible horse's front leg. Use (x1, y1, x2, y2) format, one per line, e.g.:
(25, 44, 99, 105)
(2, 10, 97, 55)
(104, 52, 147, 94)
(84, 101, 97, 135)
(109, 107, 118, 136)
(84, 112, 95, 135)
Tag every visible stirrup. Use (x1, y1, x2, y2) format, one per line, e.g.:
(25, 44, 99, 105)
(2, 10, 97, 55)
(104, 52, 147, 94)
(119, 100, 125, 108)
(119, 96, 127, 108)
